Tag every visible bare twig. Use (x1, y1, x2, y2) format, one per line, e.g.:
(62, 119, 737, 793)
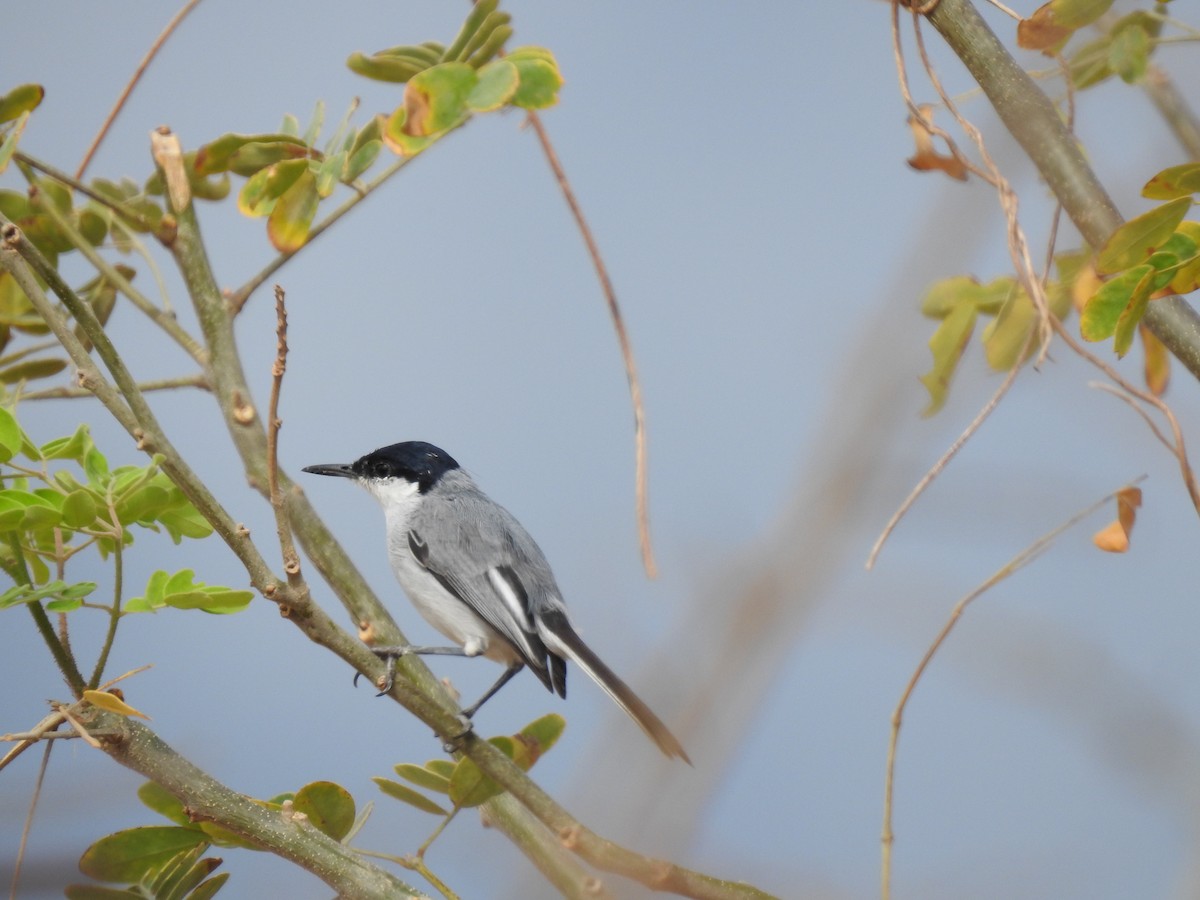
(267, 285, 303, 589)
(20, 374, 209, 401)
(75, 0, 206, 179)
(880, 482, 1140, 899)
(8, 738, 53, 900)
(525, 111, 658, 578)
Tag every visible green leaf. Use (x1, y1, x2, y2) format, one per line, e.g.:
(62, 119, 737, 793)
(919, 301, 977, 416)
(1108, 20, 1150, 84)
(445, 0, 499, 61)
(60, 489, 99, 532)
(346, 52, 425, 84)
(225, 141, 311, 178)
(1096, 198, 1192, 275)
(1068, 35, 1113, 89)
(449, 736, 516, 808)
(157, 507, 214, 543)
(138, 781, 194, 827)
(513, 713, 566, 769)
(1080, 264, 1154, 342)
(0, 84, 44, 124)
(342, 139, 381, 183)
(394, 762, 451, 794)
(193, 133, 308, 176)
(64, 885, 142, 899)
(402, 63, 476, 137)
(507, 49, 564, 110)
(424, 759, 456, 780)
(267, 168, 318, 253)
(467, 60, 519, 112)
(41, 424, 93, 462)
(293, 781, 356, 842)
(78, 827, 207, 884)
(0, 357, 68, 384)
(372, 777, 449, 815)
(463, 20, 513, 69)
(0, 406, 23, 462)
(1113, 278, 1153, 357)
(187, 873, 230, 900)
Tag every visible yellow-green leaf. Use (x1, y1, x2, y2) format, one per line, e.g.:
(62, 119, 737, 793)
(267, 168, 318, 253)
(347, 52, 425, 84)
(467, 60, 519, 112)
(394, 762, 451, 794)
(919, 301, 977, 416)
(1096, 198, 1192, 275)
(1145, 164, 1200, 202)
(62, 490, 98, 528)
(293, 781, 356, 842)
(0, 84, 44, 124)
(372, 777, 448, 815)
(79, 827, 206, 883)
(507, 49, 563, 110)
(1049, 0, 1115, 29)
(1112, 278, 1152, 358)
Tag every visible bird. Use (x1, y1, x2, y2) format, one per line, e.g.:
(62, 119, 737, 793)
(303, 440, 690, 762)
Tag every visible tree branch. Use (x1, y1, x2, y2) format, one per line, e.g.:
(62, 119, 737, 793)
(90, 710, 424, 899)
(922, 0, 1200, 379)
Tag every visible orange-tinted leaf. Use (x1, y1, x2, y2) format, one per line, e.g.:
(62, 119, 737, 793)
(1092, 487, 1141, 553)
(1017, 5, 1072, 52)
(1141, 325, 1170, 395)
(906, 104, 967, 182)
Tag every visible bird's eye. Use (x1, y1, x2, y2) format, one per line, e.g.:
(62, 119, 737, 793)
(372, 462, 392, 479)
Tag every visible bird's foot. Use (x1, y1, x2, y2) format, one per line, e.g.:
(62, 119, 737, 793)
(441, 713, 474, 754)
(352, 645, 413, 695)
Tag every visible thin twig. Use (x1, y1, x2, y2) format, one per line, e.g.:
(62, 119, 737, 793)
(880, 481, 1140, 900)
(267, 286, 303, 589)
(20, 374, 209, 401)
(524, 111, 658, 578)
(87, 541, 124, 689)
(866, 340, 1027, 570)
(75, 0, 206, 179)
(8, 737, 53, 900)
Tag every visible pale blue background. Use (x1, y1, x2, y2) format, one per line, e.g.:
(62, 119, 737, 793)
(3, 2, 1200, 898)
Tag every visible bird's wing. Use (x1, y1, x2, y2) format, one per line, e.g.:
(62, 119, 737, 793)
(407, 490, 563, 689)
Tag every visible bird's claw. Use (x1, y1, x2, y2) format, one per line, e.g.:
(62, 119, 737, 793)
(353, 646, 408, 695)
(441, 713, 474, 753)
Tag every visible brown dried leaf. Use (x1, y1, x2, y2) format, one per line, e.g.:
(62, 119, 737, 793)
(1092, 486, 1141, 553)
(1017, 4, 1073, 53)
(1141, 325, 1170, 395)
(906, 105, 968, 182)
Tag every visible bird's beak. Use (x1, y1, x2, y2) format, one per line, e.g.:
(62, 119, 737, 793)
(302, 463, 357, 479)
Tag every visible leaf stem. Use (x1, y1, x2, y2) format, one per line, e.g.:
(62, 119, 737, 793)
(6, 532, 85, 696)
(88, 540, 123, 689)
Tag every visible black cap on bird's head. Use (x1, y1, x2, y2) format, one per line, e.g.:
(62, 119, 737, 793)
(303, 441, 460, 493)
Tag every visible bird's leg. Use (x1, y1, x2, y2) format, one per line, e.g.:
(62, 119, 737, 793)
(460, 662, 524, 720)
(357, 644, 471, 695)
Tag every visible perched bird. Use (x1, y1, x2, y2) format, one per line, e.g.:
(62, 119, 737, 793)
(303, 441, 689, 761)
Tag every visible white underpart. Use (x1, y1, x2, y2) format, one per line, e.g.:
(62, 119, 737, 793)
(363, 476, 521, 666)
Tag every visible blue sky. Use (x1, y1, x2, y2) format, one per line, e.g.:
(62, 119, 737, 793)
(4, 3, 1200, 898)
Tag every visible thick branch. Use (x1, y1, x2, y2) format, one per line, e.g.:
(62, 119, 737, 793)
(923, 0, 1200, 379)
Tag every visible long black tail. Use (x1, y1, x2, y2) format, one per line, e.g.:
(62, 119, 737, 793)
(537, 610, 691, 763)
